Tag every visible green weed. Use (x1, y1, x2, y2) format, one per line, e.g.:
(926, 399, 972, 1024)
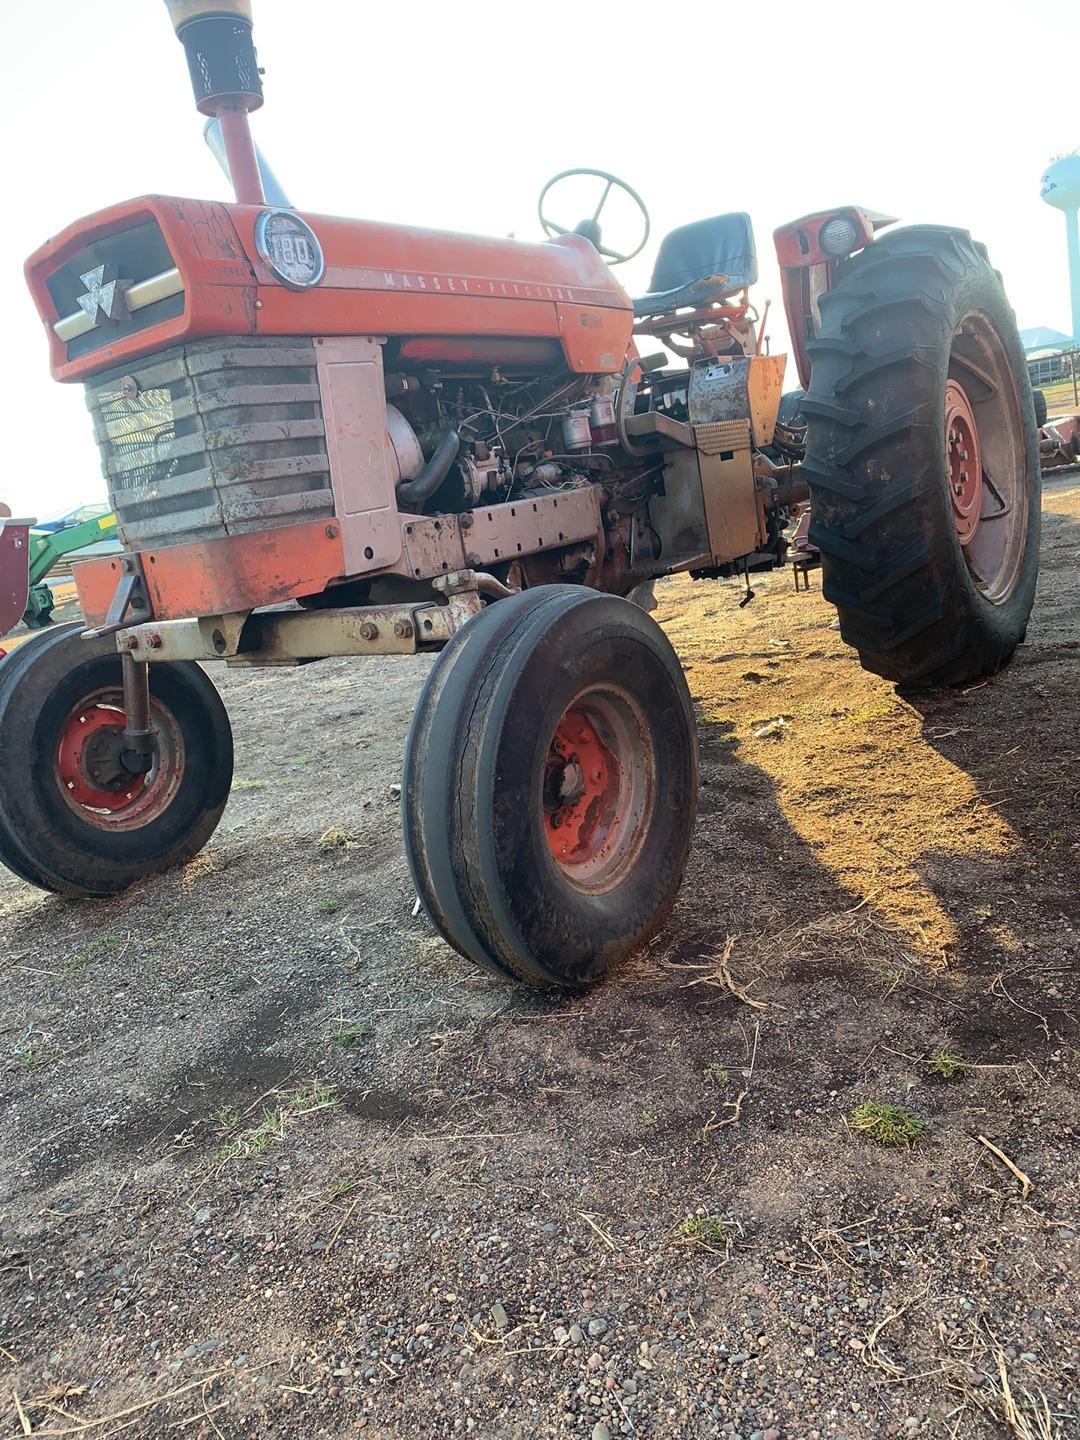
(850, 1100, 926, 1148)
(15, 1044, 61, 1073)
(928, 1051, 969, 1080)
(673, 1215, 729, 1252)
(215, 1083, 338, 1162)
(333, 1022, 371, 1049)
(66, 932, 124, 974)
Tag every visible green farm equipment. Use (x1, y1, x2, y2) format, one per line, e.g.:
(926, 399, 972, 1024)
(0, 506, 118, 640)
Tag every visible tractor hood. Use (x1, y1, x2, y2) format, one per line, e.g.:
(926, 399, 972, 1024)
(26, 196, 635, 383)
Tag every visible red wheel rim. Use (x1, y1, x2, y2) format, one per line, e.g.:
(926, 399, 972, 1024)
(55, 690, 184, 830)
(945, 311, 1030, 605)
(945, 378, 983, 546)
(543, 687, 655, 892)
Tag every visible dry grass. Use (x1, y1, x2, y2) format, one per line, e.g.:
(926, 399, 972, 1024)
(946, 1323, 1063, 1440)
(665, 935, 775, 1010)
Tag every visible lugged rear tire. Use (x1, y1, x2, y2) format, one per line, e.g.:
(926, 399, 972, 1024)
(801, 225, 1040, 687)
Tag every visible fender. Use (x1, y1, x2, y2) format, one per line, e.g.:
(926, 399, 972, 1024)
(774, 206, 896, 389)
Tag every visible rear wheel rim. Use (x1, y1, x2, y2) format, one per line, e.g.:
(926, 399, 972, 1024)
(542, 686, 656, 893)
(945, 378, 983, 545)
(55, 688, 185, 831)
(947, 310, 1030, 604)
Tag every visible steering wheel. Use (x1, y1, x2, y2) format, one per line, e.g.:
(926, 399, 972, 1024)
(538, 168, 650, 265)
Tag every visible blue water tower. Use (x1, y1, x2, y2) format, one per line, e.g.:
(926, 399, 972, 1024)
(1041, 152, 1080, 344)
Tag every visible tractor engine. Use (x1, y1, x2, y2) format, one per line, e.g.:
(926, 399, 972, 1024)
(380, 366, 625, 592)
(383, 368, 607, 516)
(376, 350, 799, 595)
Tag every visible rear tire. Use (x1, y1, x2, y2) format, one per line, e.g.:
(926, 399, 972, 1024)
(402, 587, 698, 987)
(0, 628, 233, 896)
(1033, 387, 1047, 429)
(802, 226, 1040, 686)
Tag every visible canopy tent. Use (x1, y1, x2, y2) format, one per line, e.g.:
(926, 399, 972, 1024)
(1020, 325, 1075, 354)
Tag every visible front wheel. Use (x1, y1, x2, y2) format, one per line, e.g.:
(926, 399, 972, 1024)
(0, 628, 233, 896)
(402, 588, 699, 987)
(802, 225, 1041, 686)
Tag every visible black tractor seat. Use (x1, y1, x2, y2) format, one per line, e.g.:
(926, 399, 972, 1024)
(633, 211, 757, 318)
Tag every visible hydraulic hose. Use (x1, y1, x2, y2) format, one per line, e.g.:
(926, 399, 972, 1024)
(396, 427, 460, 508)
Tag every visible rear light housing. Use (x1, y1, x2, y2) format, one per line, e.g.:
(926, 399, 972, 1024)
(773, 206, 897, 388)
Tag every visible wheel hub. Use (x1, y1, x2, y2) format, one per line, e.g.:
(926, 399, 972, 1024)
(542, 690, 656, 892)
(945, 377, 983, 546)
(57, 703, 147, 811)
(544, 706, 618, 864)
(54, 688, 184, 829)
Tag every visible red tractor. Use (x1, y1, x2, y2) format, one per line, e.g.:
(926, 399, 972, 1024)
(2, 1, 1040, 986)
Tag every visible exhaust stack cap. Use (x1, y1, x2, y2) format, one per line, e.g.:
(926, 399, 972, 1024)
(164, 0, 262, 116)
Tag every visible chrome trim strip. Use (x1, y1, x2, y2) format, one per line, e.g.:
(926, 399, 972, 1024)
(53, 266, 185, 342)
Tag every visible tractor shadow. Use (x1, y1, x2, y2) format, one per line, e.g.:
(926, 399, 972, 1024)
(897, 473, 1080, 1039)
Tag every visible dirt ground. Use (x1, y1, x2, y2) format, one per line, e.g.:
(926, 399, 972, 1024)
(1, 476, 1078, 1440)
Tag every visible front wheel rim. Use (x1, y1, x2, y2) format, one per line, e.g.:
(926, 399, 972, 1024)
(55, 688, 185, 831)
(542, 686, 656, 893)
(947, 310, 1030, 605)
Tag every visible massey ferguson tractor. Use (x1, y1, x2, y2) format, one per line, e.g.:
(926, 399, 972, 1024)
(1, 0, 1040, 987)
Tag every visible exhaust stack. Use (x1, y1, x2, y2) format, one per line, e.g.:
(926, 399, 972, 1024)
(165, 0, 265, 206)
(203, 119, 290, 207)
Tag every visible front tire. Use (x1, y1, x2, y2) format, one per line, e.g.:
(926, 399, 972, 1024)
(0, 628, 233, 896)
(802, 226, 1040, 686)
(402, 588, 698, 987)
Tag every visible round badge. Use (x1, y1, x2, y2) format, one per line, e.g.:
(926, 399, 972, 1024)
(254, 210, 325, 291)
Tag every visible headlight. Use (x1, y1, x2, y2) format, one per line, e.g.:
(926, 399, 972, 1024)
(819, 215, 860, 258)
(254, 210, 325, 290)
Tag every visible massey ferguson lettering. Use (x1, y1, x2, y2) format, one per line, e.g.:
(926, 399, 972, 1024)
(372, 270, 577, 302)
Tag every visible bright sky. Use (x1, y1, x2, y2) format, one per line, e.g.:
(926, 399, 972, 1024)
(2, 0, 1076, 520)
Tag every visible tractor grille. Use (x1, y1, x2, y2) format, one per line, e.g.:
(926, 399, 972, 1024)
(47, 219, 183, 361)
(84, 336, 333, 549)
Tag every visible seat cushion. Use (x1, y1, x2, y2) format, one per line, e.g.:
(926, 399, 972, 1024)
(633, 212, 757, 317)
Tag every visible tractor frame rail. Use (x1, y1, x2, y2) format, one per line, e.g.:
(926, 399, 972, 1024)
(109, 570, 492, 666)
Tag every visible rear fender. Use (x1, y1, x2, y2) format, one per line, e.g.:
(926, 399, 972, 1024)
(774, 207, 896, 389)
